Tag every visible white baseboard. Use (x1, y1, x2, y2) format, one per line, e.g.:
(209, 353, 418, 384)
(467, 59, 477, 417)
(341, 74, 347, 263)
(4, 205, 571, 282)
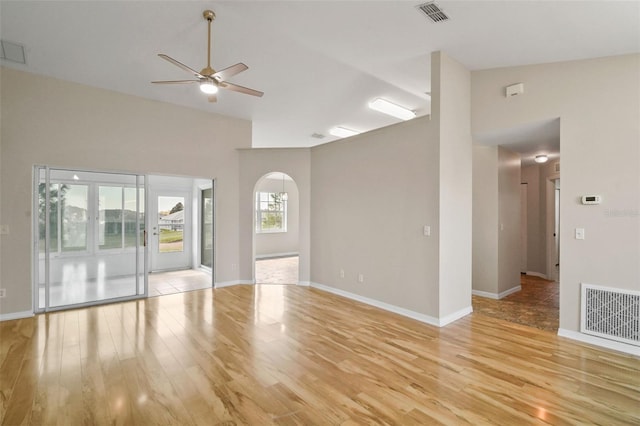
(472, 289, 499, 299)
(557, 328, 640, 357)
(215, 280, 255, 288)
(526, 271, 548, 279)
(255, 252, 298, 260)
(472, 285, 521, 300)
(297, 281, 311, 287)
(310, 282, 471, 327)
(0, 310, 34, 322)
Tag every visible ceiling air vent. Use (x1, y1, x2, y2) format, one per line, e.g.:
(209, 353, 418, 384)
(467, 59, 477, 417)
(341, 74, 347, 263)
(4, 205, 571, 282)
(416, 2, 450, 23)
(0, 40, 26, 64)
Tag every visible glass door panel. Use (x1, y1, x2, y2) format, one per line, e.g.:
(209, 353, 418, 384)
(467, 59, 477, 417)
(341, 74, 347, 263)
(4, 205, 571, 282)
(150, 191, 191, 272)
(201, 188, 213, 269)
(34, 167, 146, 311)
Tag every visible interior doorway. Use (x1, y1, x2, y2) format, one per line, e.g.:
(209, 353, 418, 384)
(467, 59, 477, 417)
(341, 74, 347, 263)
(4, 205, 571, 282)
(253, 172, 299, 284)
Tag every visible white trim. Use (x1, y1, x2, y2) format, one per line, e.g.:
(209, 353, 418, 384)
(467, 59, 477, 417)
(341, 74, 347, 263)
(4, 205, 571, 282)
(558, 328, 640, 357)
(310, 282, 472, 327)
(297, 281, 311, 287)
(472, 289, 499, 299)
(0, 310, 34, 322)
(472, 285, 521, 300)
(439, 306, 474, 327)
(255, 252, 298, 260)
(500, 285, 522, 298)
(526, 271, 548, 279)
(215, 280, 255, 289)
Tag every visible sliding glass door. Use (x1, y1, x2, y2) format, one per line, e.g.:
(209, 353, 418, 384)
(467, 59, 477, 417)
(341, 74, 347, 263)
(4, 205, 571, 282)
(34, 167, 146, 312)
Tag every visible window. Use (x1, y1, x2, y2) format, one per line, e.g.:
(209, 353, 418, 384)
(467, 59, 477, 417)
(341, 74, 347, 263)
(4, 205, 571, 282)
(256, 192, 287, 233)
(38, 183, 89, 253)
(98, 186, 144, 250)
(39, 179, 143, 255)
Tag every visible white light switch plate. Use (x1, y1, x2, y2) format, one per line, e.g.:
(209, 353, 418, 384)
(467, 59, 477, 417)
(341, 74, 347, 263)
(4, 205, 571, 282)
(575, 228, 585, 240)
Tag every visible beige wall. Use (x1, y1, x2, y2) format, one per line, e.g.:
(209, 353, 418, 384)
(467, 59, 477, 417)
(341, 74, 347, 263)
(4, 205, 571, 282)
(238, 148, 311, 284)
(521, 165, 543, 274)
(472, 145, 521, 297)
(472, 145, 499, 294)
(498, 146, 521, 294)
(521, 160, 560, 278)
(310, 116, 440, 316)
(254, 176, 300, 257)
(432, 51, 473, 318)
(0, 68, 251, 315)
(472, 54, 640, 333)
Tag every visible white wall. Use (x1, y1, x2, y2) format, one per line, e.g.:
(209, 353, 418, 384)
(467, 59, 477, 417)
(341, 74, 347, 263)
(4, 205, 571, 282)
(0, 68, 251, 316)
(238, 148, 311, 285)
(254, 176, 299, 258)
(472, 54, 640, 333)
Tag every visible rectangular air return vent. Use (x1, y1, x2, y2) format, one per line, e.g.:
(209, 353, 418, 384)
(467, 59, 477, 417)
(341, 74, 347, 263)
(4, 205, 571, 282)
(0, 40, 26, 64)
(581, 284, 639, 346)
(416, 2, 450, 23)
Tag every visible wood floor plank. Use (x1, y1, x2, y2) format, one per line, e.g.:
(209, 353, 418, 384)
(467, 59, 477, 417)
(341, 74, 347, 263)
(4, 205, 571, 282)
(1, 284, 638, 425)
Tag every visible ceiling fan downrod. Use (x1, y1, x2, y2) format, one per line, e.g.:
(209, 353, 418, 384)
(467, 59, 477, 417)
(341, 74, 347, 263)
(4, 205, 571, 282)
(202, 10, 216, 76)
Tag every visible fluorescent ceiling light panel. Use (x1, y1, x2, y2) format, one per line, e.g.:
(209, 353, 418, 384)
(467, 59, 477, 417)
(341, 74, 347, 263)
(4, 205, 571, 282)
(368, 98, 416, 121)
(329, 126, 360, 138)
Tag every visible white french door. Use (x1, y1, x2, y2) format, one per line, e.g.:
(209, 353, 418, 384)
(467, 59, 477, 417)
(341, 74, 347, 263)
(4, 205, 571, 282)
(149, 190, 192, 271)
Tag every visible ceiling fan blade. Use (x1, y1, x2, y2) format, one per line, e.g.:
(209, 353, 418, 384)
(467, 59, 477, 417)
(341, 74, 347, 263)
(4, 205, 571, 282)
(212, 63, 248, 81)
(220, 82, 264, 97)
(152, 80, 199, 84)
(208, 94, 217, 103)
(158, 54, 204, 78)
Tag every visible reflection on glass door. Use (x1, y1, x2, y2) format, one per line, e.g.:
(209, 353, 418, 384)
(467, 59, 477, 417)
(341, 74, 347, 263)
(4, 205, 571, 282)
(201, 188, 213, 269)
(34, 167, 146, 311)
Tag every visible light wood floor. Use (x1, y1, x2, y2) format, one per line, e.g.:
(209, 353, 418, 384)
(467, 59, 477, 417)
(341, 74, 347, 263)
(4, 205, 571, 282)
(1, 285, 638, 425)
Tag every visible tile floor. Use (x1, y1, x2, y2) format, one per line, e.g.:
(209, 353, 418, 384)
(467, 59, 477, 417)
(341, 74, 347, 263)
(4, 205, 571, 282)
(255, 255, 299, 284)
(148, 269, 212, 296)
(472, 274, 559, 331)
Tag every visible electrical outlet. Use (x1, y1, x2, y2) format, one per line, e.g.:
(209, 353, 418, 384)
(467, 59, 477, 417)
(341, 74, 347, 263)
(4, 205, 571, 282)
(358, 273, 364, 283)
(339, 269, 345, 278)
(0, 289, 6, 298)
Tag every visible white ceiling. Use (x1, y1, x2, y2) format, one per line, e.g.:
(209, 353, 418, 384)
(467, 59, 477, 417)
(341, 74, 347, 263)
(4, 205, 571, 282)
(1, 1, 639, 151)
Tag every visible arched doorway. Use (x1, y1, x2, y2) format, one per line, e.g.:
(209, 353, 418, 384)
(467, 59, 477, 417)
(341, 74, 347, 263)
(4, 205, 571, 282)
(253, 172, 299, 284)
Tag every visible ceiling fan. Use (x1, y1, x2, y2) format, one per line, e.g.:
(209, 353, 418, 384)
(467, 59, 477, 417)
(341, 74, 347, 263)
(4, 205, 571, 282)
(152, 10, 263, 103)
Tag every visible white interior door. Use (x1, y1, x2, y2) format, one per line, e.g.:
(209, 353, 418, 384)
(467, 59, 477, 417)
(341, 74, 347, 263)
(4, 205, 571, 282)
(150, 190, 192, 271)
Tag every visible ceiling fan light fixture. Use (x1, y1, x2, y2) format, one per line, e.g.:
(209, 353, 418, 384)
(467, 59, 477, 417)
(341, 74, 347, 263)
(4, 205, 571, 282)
(535, 154, 549, 163)
(199, 81, 218, 94)
(368, 98, 416, 121)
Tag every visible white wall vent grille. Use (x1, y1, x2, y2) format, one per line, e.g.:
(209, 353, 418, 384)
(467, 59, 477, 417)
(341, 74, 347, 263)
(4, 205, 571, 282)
(416, 2, 450, 23)
(581, 284, 639, 346)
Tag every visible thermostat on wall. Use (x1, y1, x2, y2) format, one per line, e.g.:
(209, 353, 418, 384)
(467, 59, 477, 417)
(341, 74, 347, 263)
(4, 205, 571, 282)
(581, 195, 602, 205)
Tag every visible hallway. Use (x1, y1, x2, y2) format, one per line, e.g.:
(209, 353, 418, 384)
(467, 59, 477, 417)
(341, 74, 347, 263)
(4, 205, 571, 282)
(473, 275, 559, 332)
